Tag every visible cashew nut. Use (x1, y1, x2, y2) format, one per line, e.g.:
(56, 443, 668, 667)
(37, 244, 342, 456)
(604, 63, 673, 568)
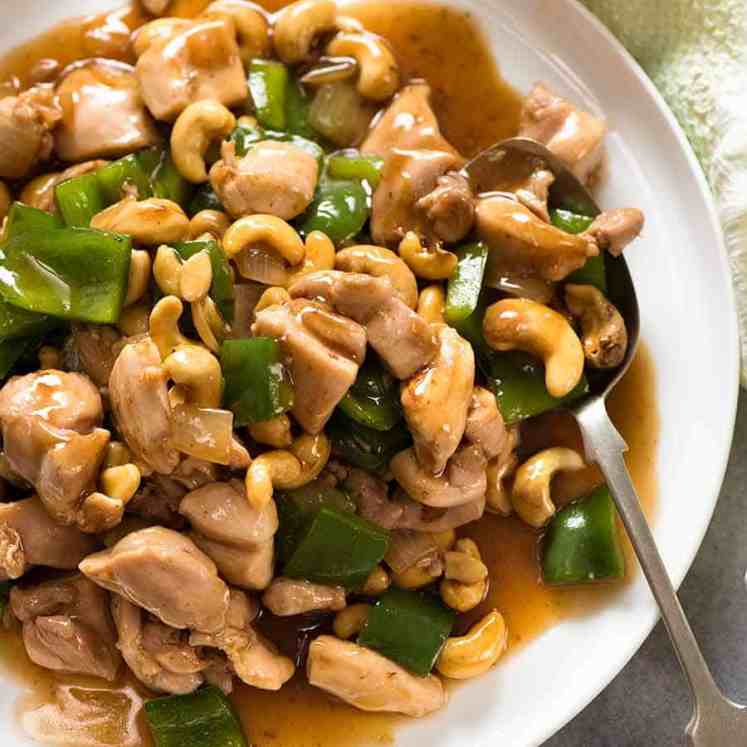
(440, 538, 488, 613)
(104, 441, 132, 469)
(132, 18, 191, 58)
(485, 425, 520, 516)
(398, 232, 457, 280)
(192, 295, 228, 352)
(286, 231, 336, 284)
(162, 345, 222, 408)
(417, 284, 446, 325)
(38, 345, 62, 370)
(124, 249, 152, 307)
(361, 564, 390, 595)
(333, 603, 371, 640)
(335, 244, 418, 309)
(77, 492, 124, 534)
(153, 245, 183, 296)
(91, 197, 189, 245)
(248, 414, 293, 448)
(511, 447, 586, 528)
(326, 31, 399, 101)
(483, 298, 585, 398)
(391, 563, 440, 591)
(99, 464, 142, 504)
(189, 209, 231, 240)
(565, 284, 628, 369)
(436, 610, 508, 680)
(223, 215, 305, 268)
(149, 295, 192, 359)
(202, 0, 271, 64)
(171, 100, 237, 183)
(255, 286, 291, 315)
(180, 250, 213, 302)
(444, 549, 488, 585)
(273, 0, 337, 64)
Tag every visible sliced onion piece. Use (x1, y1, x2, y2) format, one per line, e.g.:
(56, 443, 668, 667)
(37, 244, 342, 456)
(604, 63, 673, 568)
(301, 56, 358, 86)
(309, 80, 374, 147)
(171, 404, 234, 465)
(234, 247, 288, 286)
(232, 281, 265, 338)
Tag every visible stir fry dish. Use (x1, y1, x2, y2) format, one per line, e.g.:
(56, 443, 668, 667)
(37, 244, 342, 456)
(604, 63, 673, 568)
(0, 0, 647, 743)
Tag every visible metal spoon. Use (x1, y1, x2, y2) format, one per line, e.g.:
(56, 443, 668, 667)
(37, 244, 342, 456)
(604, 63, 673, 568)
(465, 137, 747, 746)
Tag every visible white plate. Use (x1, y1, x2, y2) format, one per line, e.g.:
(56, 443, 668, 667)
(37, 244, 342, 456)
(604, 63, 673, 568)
(0, 1, 740, 746)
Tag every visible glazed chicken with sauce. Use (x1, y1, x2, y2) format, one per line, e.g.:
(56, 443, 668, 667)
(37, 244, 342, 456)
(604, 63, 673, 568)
(0, 0, 647, 744)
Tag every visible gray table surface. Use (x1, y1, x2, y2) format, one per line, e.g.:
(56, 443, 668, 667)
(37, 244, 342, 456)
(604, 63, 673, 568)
(546, 392, 747, 746)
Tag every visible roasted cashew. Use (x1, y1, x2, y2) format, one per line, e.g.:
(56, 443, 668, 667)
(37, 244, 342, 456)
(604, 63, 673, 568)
(153, 245, 182, 296)
(565, 284, 628, 369)
(286, 231, 336, 284)
(326, 31, 399, 101)
(202, 0, 271, 64)
(223, 215, 305, 268)
(511, 447, 586, 528)
(171, 100, 237, 183)
(248, 414, 293, 448)
(149, 296, 192, 359)
(192, 295, 228, 352)
(77, 493, 125, 534)
(417, 284, 446, 325)
(180, 250, 213, 302)
(440, 538, 488, 613)
(485, 427, 520, 516)
(333, 603, 371, 640)
(398, 232, 457, 280)
(255, 286, 291, 315)
(124, 250, 152, 307)
(391, 563, 440, 591)
(91, 197, 189, 245)
(104, 441, 132, 469)
(132, 18, 191, 58)
(99, 464, 142, 504)
(361, 564, 390, 595)
(444, 549, 488, 585)
(436, 610, 508, 680)
(483, 298, 585, 398)
(189, 209, 231, 240)
(335, 244, 418, 309)
(162, 345, 222, 408)
(273, 0, 337, 64)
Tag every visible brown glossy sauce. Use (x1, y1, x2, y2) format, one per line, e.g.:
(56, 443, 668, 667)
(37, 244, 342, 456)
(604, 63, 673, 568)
(0, 3, 658, 746)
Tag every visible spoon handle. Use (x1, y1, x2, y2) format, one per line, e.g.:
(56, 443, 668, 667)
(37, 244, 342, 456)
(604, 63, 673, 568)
(574, 399, 719, 705)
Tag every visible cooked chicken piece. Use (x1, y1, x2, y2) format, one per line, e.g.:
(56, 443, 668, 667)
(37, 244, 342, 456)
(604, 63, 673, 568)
(0, 497, 97, 580)
(343, 468, 402, 529)
(80, 527, 230, 633)
(514, 168, 554, 223)
(396, 493, 486, 533)
(289, 271, 437, 379)
(109, 337, 179, 475)
(415, 171, 475, 243)
(136, 18, 247, 121)
(262, 578, 346, 617)
(519, 83, 606, 184)
(191, 534, 274, 591)
(307, 636, 446, 717)
(401, 324, 475, 475)
(127, 474, 187, 529)
(384, 530, 440, 574)
(21, 160, 108, 213)
(111, 596, 204, 694)
(253, 298, 366, 434)
(210, 140, 319, 220)
(0, 84, 60, 179)
(584, 208, 644, 256)
(0, 370, 110, 526)
(55, 60, 159, 162)
(476, 195, 597, 281)
(10, 574, 120, 681)
(362, 82, 465, 245)
(66, 324, 122, 389)
(464, 387, 506, 460)
(390, 445, 487, 508)
(190, 589, 294, 691)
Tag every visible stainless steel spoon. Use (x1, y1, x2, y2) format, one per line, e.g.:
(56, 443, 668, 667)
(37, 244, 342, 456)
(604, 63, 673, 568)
(465, 137, 747, 746)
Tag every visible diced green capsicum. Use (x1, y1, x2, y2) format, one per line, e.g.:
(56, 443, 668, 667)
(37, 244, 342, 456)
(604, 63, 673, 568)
(358, 589, 455, 676)
(542, 485, 625, 585)
(338, 357, 401, 431)
(97, 153, 153, 204)
(54, 173, 106, 227)
(229, 124, 324, 164)
(144, 686, 247, 747)
(283, 505, 389, 589)
(189, 184, 224, 216)
(249, 59, 289, 131)
(0, 300, 55, 340)
(326, 410, 411, 472)
(550, 208, 607, 293)
(144, 147, 195, 207)
(445, 241, 489, 330)
(300, 178, 369, 244)
(485, 350, 589, 424)
(0, 203, 132, 323)
(285, 75, 316, 139)
(6, 201, 61, 232)
(220, 337, 293, 426)
(172, 239, 234, 321)
(327, 151, 384, 188)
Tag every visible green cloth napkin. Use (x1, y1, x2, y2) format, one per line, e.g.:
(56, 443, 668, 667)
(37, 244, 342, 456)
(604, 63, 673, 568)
(582, 0, 747, 385)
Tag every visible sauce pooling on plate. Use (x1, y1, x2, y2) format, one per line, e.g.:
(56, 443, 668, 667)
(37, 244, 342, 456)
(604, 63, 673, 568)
(0, 2, 656, 746)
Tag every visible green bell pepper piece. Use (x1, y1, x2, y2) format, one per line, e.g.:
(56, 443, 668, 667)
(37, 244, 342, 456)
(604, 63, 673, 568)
(249, 59, 289, 131)
(97, 153, 153, 204)
(0, 205, 132, 323)
(54, 173, 105, 227)
(338, 357, 401, 431)
(326, 410, 411, 472)
(542, 485, 625, 585)
(220, 338, 293, 426)
(300, 178, 369, 244)
(0, 338, 34, 381)
(189, 184, 224, 216)
(327, 151, 384, 188)
(358, 589, 455, 676)
(485, 350, 589, 424)
(283, 506, 389, 589)
(276, 480, 357, 562)
(285, 75, 316, 139)
(550, 208, 607, 293)
(145, 147, 195, 207)
(172, 239, 234, 321)
(144, 687, 247, 747)
(445, 241, 489, 328)
(0, 300, 54, 340)
(6, 201, 61, 232)
(230, 125, 324, 164)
